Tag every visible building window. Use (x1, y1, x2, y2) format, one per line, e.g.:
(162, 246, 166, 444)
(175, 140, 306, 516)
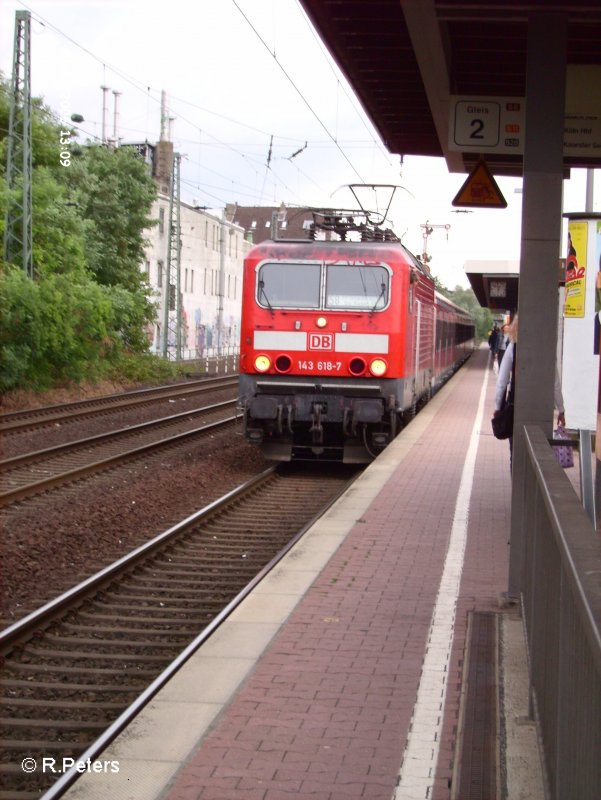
(159, 207, 165, 234)
(157, 260, 164, 287)
(190, 269, 194, 292)
(185, 268, 188, 293)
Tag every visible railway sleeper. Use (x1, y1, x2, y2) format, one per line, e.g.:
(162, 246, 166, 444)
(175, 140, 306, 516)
(39, 635, 186, 650)
(75, 610, 210, 625)
(0, 737, 96, 751)
(21, 646, 174, 663)
(101, 591, 255, 605)
(3, 697, 125, 710)
(60, 620, 192, 634)
(0, 678, 140, 694)
(1, 717, 109, 731)
(4, 661, 158, 678)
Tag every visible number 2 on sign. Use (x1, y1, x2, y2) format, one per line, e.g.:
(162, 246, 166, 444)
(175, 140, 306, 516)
(470, 119, 485, 139)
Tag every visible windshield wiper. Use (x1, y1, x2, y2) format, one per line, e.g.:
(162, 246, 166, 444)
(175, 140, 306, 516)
(370, 282, 386, 314)
(258, 280, 275, 316)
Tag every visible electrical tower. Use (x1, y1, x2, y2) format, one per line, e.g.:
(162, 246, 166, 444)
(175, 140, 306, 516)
(3, 11, 33, 278)
(161, 152, 183, 359)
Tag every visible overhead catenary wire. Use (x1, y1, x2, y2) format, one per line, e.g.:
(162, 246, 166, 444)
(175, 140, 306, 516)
(6, 3, 315, 204)
(296, 3, 396, 171)
(4, 0, 390, 207)
(10, 2, 326, 151)
(231, 0, 366, 185)
(3, 5, 300, 174)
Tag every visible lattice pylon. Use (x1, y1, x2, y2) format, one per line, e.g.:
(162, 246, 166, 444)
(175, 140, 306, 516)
(3, 11, 33, 278)
(161, 152, 183, 359)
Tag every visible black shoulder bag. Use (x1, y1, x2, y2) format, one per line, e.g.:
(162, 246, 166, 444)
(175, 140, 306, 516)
(491, 346, 516, 440)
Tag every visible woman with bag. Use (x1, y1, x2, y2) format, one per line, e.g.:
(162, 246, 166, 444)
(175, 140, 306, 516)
(491, 315, 566, 470)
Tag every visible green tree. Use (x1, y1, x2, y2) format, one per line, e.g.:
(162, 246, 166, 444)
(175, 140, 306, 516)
(0, 75, 161, 392)
(66, 144, 157, 292)
(30, 167, 89, 276)
(0, 264, 114, 389)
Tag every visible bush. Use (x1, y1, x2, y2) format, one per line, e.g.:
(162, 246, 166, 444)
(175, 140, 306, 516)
(1, 266, 111, 391)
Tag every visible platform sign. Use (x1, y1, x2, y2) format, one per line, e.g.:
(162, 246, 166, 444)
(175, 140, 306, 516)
(452, 160, 507, 209)
(449, 97, 524, 154)
(564, 113, 601, 157)
(449, 96, 601, 156)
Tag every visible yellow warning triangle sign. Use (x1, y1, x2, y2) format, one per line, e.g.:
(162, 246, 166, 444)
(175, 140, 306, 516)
(452, 160, 507, 208)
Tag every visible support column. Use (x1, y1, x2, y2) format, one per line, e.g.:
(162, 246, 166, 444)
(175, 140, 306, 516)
(508, 13, 567, 596)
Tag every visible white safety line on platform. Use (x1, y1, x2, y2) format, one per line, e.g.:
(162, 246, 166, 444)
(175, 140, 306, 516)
(392, 362, 490, 800)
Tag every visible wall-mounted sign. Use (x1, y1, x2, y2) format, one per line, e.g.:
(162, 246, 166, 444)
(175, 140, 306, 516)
(449, 97, 524, 154)
(452, 160, 507, 209)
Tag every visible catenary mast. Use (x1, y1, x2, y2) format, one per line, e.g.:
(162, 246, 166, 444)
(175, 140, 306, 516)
(3, 11, 33, 278)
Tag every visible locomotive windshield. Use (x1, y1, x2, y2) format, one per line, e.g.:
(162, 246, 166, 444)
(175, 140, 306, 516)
(257, 260, 390, 311)
(325, 264, 389, 310)
(257, 262, 321, 308)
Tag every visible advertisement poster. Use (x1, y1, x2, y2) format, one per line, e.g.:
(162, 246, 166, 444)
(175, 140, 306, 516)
(564, 221, 588, 318)
(596, 221, 601, 459)
(593, 220, 601, 354)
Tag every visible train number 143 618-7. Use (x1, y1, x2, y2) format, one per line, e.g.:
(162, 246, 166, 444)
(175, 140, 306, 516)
(298, 360, 342, 371)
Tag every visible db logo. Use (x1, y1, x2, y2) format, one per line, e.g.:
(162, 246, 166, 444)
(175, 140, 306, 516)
(309, 333, 333, 350)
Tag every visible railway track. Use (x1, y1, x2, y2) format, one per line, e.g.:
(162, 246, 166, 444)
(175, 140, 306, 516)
(0, 464, 357, 800)
(0, 376, 238, 436)
(0, 400, 237, 508)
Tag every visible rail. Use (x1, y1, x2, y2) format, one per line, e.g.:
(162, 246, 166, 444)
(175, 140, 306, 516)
(521, 425, 601, 800)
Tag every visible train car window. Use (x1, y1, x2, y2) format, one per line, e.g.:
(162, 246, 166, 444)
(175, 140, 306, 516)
(325, 264, 389, 310)
(257, 261, 321, 308)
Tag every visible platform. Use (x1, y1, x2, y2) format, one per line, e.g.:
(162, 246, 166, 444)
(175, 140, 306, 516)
(64, 347, 544, 800)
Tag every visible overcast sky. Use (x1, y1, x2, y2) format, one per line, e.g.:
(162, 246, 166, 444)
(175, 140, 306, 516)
(1, 0, 599, 289)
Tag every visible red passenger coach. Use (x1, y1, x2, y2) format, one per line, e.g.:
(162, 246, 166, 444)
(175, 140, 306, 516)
(238, 214, 474, 462)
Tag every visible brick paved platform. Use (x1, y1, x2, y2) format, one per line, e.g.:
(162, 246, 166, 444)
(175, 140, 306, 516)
(66, 348, 539, 800)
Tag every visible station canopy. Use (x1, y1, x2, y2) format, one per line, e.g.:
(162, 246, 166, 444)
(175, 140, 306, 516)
(299, 1, 600, 310)
(299, 1, 601, 178)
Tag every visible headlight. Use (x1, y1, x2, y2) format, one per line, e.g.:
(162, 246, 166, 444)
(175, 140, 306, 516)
(369, 358, 387, 377)
(254, 354, 271, 372)
(275, 354, 292, 373)
(349, 357, 366, 376)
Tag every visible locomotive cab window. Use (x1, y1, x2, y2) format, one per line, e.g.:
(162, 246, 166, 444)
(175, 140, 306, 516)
(256, 260, 390, 311)
(325, 264, 389, 310)
(257, 261, 321, 309)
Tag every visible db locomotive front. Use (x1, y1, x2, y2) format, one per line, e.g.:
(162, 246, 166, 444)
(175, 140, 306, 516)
(238, 212, 474, 462)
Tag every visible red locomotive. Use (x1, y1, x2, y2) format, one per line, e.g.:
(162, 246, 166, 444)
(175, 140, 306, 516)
(238, 210, 474, 462)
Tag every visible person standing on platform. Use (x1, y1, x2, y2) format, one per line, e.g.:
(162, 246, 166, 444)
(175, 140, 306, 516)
(488, 324, 500, 369)
(496, 323, 509, 367)
(493, 315, 565, 470)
